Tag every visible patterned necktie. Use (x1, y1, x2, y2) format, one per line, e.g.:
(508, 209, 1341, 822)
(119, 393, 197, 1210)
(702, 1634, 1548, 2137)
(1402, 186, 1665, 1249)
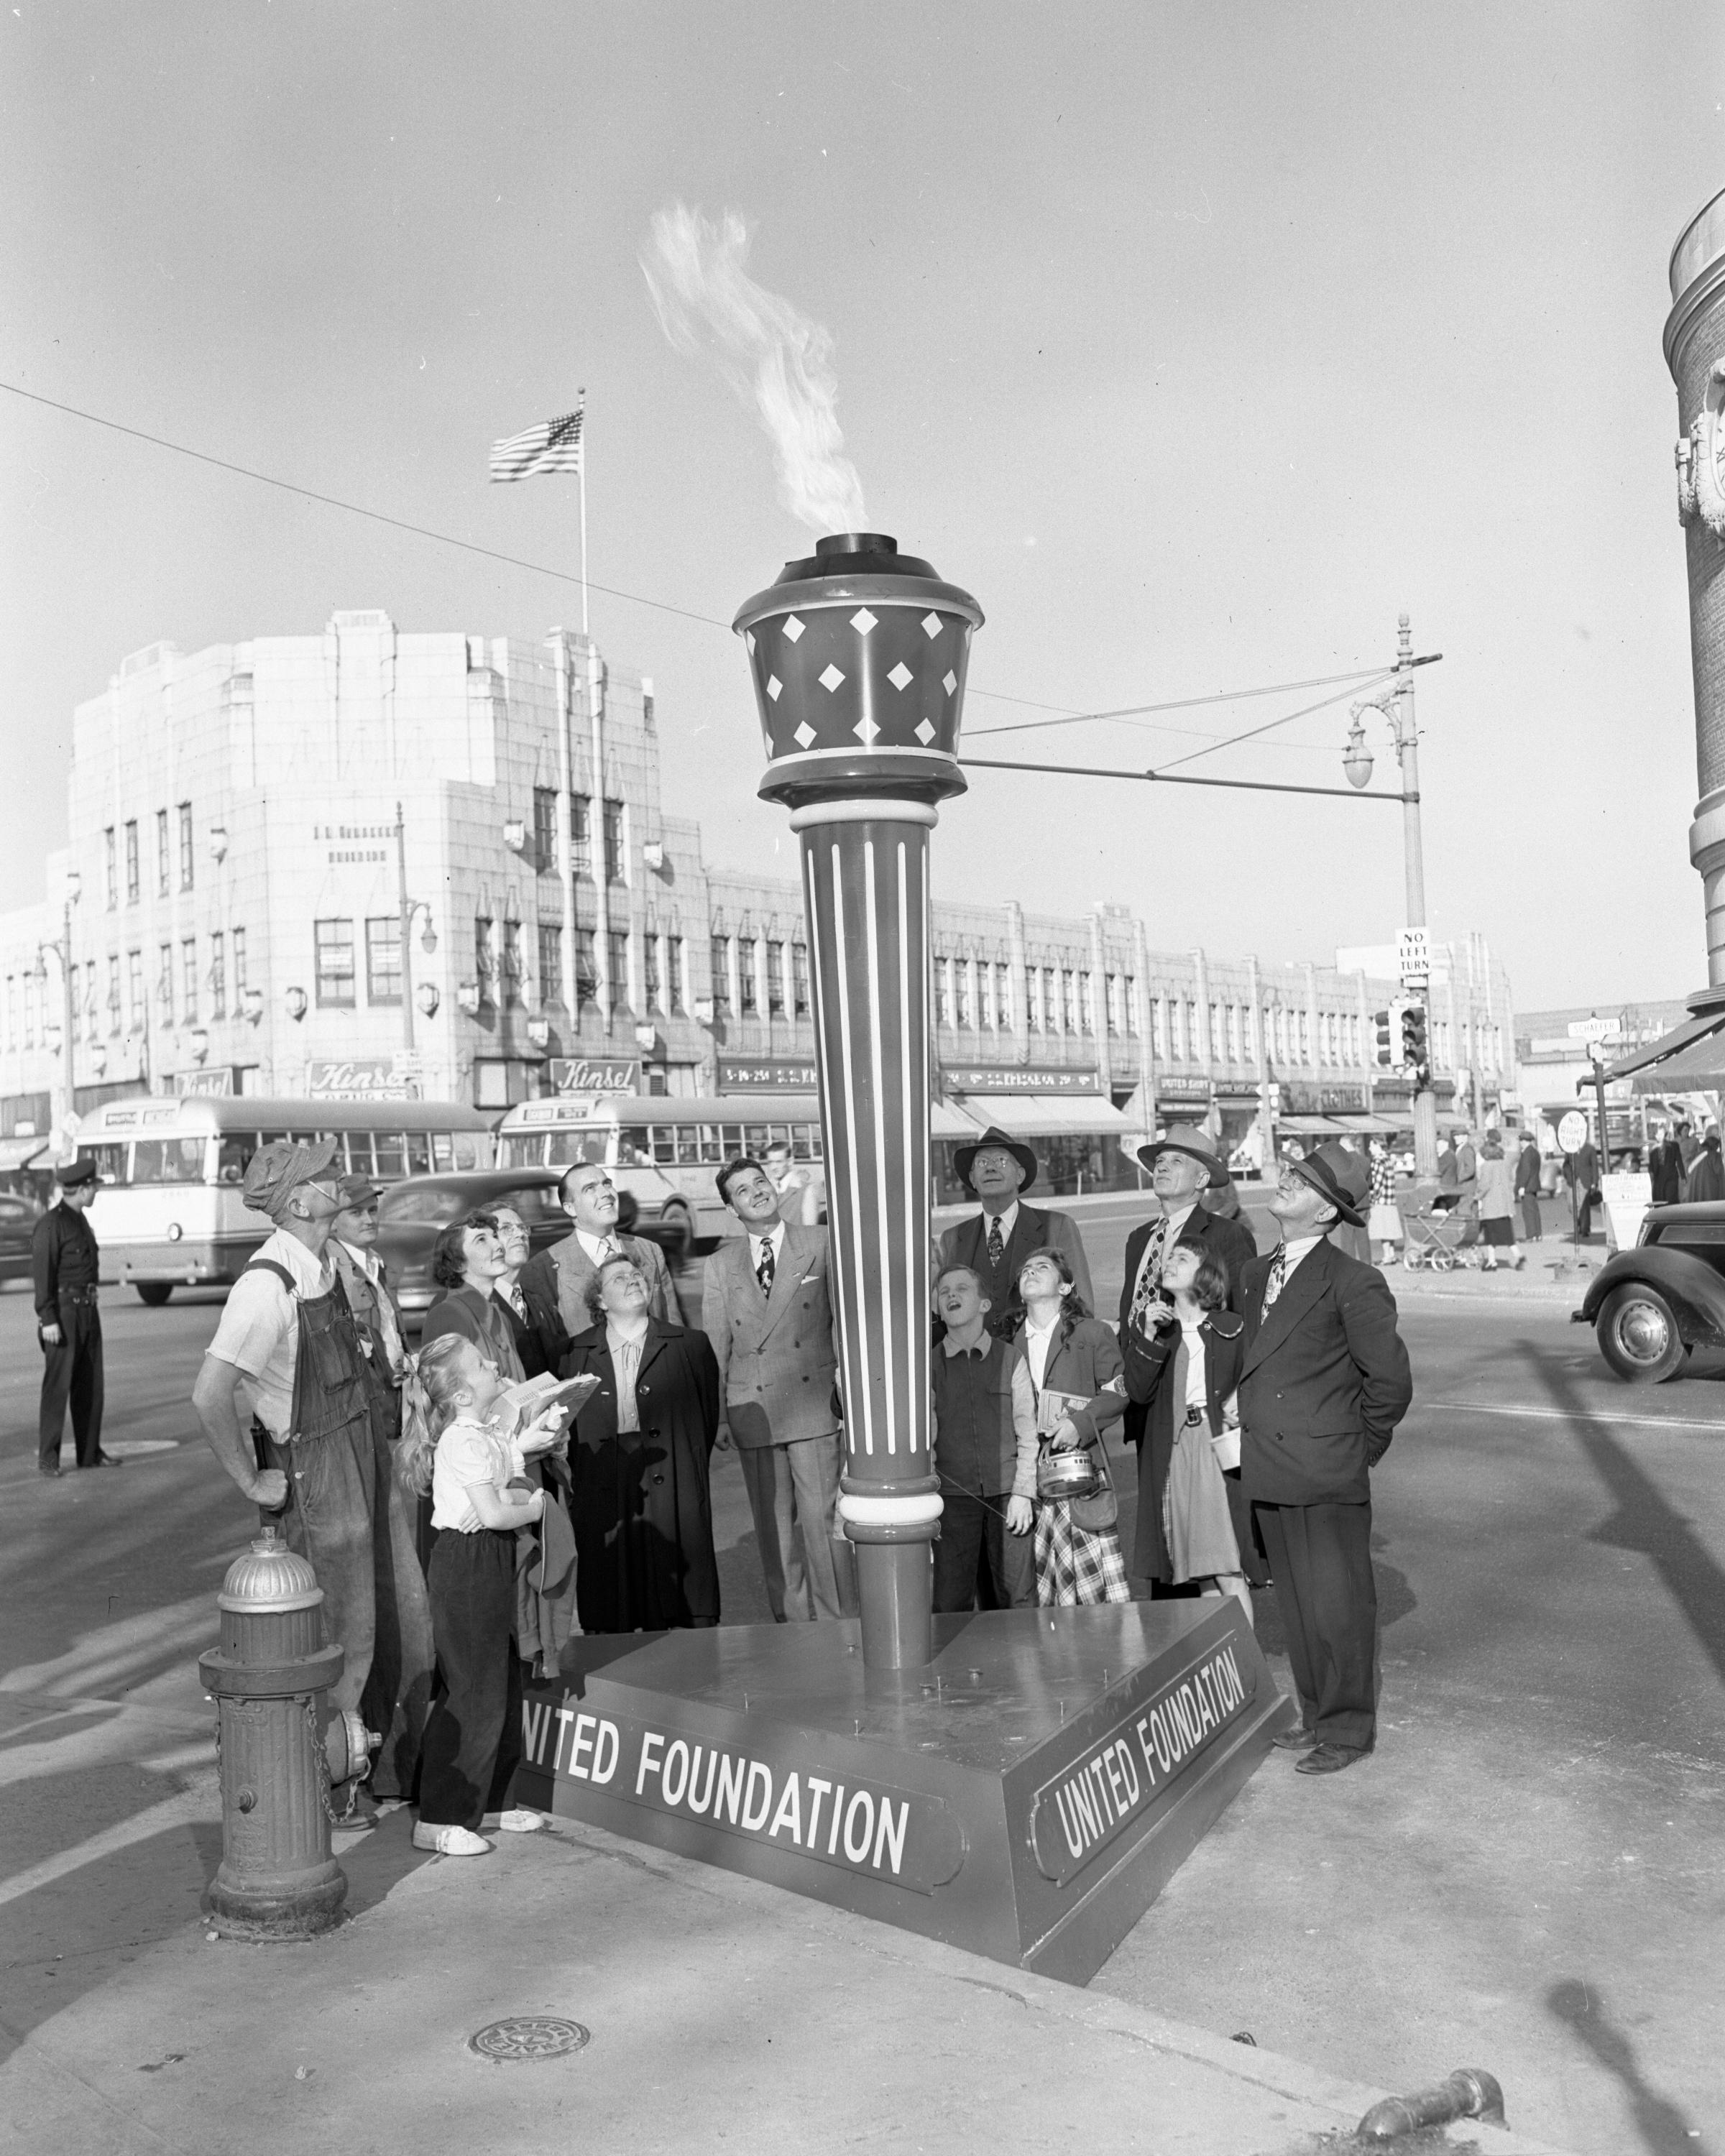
(1263, 1245, 1287, 1309)
(1128, 1217, 1169, 1327)
(986, 1215, 1005, 1268)
(506, 1283, 528, 1320)
(756, 1237, 776, 1297)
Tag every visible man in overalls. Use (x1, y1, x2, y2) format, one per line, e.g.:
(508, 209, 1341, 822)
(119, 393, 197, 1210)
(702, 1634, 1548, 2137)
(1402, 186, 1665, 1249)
(192, 1141, 433, 1812)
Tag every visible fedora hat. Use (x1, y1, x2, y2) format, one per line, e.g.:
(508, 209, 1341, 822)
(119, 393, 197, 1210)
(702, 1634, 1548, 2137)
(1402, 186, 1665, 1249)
(1287, 1141, 1369, 1228)
(1135, 1123, 1228, 1189)
(953, 1125, 1039, 1195)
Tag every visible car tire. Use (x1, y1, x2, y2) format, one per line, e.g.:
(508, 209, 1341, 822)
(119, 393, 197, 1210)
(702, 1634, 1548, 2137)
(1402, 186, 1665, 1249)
(1596, 1283, 1685, 1383)
(135, 1283, 174, 1307)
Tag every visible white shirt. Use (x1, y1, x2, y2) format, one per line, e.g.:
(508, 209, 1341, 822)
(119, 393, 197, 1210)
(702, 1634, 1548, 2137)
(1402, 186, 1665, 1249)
(430, 1416, 518, 1533)
(1281, 1233, 1327, 1278)
(1179, 1316, 1208, 1414)
(1022, 1312, 1058, 1392)
(207, 1227, 333, 1439)
(576, 1227, 625, 1264)
(337, 1237, 406, 1377)
(978, 1200, 1019, 1250)
(749, 1222, 786, 1273)
(1131, 1200, 1200, 1305)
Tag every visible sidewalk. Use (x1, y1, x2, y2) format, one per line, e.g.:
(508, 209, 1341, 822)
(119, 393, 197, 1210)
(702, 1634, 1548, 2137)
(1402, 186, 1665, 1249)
(1386, 1247, 1604, 1307)
(0, 1804, 1579, 2156)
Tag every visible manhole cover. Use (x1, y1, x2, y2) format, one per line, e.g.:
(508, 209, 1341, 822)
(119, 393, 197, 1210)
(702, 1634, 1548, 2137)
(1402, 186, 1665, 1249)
(468, 2017, 589, 2063)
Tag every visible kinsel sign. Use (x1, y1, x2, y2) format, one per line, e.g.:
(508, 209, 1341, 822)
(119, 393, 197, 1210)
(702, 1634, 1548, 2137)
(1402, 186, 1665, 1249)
(1029, 1639, 1254, 1886)
(520, 1700, 965, 1897)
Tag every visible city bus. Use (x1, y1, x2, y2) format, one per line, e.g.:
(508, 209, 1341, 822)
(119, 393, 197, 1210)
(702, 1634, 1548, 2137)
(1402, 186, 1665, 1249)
(495, 1093, 825, 1240)
(73, 1095, 494, 1302)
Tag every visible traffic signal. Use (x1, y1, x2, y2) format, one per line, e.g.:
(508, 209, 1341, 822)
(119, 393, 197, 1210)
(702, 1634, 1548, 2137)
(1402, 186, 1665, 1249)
(1373, 1008, 1395, 1067)
(1400, 999, 1430, 1086)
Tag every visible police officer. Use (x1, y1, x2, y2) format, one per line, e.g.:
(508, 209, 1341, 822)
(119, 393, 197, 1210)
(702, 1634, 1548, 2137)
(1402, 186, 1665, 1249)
(34, 1157, 117, 1476)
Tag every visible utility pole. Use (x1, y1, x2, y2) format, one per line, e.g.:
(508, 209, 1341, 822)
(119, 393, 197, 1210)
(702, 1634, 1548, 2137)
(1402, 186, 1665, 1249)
(396, 803, 415, 1052)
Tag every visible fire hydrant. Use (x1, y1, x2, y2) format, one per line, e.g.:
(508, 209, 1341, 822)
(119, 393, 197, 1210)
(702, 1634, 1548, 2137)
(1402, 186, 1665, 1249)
(199, 1527, 356, 1940)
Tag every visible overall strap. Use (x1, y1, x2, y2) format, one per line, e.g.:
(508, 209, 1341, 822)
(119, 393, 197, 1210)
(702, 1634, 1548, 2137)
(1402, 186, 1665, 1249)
(244, 1258, 300, 1295)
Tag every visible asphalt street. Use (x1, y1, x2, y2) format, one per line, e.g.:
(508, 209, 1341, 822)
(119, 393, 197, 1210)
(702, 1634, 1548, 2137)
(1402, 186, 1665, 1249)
(1, 1203, 1719, 2156)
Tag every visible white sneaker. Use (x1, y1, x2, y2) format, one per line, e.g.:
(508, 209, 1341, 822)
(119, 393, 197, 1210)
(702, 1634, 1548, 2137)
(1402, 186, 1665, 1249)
(412, 1822, 492, 1856)
(487, 1808, 549, 1834)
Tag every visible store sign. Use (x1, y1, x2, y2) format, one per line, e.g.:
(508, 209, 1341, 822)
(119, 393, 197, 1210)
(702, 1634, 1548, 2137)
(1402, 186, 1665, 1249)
(717, 1058, 819, 1091)
(1568, 1017, 1621, 1044)
(312, 820, 395, 867)
(1397, 926, 1431, 987)
(1279, 1082, 1368, 1115)
(945, 1066, 1100, 1095)
(549, 1057, 640, 1096)
(308, 1059, 420, 1102)
(1155, 1077, 1212, 1104)
(176, 1068, 234, 1097)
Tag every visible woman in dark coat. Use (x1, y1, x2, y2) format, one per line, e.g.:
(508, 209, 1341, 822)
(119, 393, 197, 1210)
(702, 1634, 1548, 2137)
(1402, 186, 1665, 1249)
(562, 1251, 722, 1633)
(1121, 1234, 1269, 1609)
(420, 1215, 526, 1383)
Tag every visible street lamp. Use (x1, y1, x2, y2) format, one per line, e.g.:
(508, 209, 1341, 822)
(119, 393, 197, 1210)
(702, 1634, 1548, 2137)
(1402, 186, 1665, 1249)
(1345, 615, 1439, 1177)
(395, 802, 438, 1052)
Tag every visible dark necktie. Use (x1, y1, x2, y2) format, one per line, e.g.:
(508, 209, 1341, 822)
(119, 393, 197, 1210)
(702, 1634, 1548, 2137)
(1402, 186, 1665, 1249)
(1263, 1245, 1287, 1309)
(1128, 1217, 1169, 1327)
(986, 1215, 1005, 1268)
(756, 1238, 776, 1297)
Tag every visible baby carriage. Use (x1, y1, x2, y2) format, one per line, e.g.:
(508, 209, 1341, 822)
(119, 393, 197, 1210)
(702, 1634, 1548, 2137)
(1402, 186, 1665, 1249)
(1399, 1186, 1475, 1271)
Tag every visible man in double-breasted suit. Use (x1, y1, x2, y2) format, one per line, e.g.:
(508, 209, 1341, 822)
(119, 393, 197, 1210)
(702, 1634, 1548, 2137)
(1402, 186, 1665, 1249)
(702, 1156, 843, 1621)
(1238, 1143, 1412, 1776)
(1117, 1126, 1257, 1590)
(936, 1126, 1093, 1338)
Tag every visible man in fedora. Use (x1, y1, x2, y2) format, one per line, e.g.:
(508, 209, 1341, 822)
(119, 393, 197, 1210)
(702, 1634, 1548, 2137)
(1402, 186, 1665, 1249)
(1238, 1142, 1412, 1776)
(937, 1126, 1093, 1338)
(1118, 1125, 1258, 1592)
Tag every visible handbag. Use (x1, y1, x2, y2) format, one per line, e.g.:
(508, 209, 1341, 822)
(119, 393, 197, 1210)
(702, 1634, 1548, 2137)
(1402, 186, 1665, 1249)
(1034, 1385, 1118, 1530)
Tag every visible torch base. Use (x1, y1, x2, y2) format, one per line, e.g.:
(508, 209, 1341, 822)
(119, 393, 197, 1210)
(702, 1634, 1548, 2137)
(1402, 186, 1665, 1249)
(516, 1600, 1291, 1984)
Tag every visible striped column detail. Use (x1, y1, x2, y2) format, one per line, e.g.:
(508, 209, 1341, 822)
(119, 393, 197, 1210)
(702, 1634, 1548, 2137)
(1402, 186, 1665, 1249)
(793, 800, 941, 1531)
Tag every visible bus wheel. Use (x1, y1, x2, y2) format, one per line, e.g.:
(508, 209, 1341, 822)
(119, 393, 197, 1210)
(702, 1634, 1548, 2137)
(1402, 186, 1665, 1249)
(658, 1204, 693, 1263)
(135, 1283, 174, 1307)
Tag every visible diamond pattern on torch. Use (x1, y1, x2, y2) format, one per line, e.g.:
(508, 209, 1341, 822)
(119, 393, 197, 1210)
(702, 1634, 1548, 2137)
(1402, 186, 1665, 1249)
(742, 603, 972, 780)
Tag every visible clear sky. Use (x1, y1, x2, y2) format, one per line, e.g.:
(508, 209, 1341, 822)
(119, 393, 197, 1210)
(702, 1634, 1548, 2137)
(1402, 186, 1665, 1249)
(4, 1, 1723, 1011)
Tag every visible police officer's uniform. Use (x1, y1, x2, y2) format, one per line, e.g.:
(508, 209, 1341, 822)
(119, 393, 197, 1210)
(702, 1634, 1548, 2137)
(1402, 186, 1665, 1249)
(33, 1158, 114, 1475)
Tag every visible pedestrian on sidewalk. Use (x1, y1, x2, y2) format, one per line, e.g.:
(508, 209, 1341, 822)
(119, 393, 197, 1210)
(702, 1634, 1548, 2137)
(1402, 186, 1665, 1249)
(930, 1265, 1038, 1613)
(1687, 1128, 1725, 1203)
(396, 1332, 554, 1858)
(1514, 1130, 1544, 1243)
(1238, 1144, 1412, 1776)
(1014, 1249, 1131, 1607)
(1367, 1139, 1403, 1268)
(1568, 1135, 1604, 1235)
(32, 1158, 116, 1476)
(702, 1157, 844, 1623)
(1475, 1133, 1524, 1271)
(1648, 1128, 1683, 1208)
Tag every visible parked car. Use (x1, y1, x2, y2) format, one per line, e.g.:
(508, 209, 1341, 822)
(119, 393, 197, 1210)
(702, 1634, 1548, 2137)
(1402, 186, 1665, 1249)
(1575, 1199, 1725, 1382)
(0, 1189, 42, 1284)
(374, 1168, 693, 1328)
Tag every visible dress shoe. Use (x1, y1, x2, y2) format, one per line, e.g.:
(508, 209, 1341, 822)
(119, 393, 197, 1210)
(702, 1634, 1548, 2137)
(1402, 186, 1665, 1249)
(1294, 1743, 1369, 1776)
(78, 1452, 123, 1468)
(1271, 1725, 1317, 1752)
(38, 1463, 61, 1478)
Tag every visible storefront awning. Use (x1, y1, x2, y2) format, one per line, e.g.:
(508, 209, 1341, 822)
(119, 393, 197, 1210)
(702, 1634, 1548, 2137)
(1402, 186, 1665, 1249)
(1277, 1113, 1346, 1135)
(931, 1099, 986, 1141)
(0, 1135, 46, 1171)
(952, 1093, 1131, 1138)
(1601, 1008, 1725, 1085)
(1332, 1112, 1405, 1135)
(1624, 1031, 1725, 1095)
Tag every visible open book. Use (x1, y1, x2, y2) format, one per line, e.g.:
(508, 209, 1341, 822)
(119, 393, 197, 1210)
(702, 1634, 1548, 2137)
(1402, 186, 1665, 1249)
(498, 1370, 601, 1426)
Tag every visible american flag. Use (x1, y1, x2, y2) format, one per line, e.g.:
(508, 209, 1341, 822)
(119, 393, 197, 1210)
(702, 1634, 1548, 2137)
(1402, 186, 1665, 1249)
(489, 405, 584, 482)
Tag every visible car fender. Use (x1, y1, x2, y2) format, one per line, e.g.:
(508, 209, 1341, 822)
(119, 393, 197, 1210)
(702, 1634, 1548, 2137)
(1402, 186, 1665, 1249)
(1580, 1249, 1725, 1348)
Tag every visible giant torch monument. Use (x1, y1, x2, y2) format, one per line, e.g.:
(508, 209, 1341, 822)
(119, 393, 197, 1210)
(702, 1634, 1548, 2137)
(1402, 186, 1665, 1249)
(520, 533, 1287, 1979)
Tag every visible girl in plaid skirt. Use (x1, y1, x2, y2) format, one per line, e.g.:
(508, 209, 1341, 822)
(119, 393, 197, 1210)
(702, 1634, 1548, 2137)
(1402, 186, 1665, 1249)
(1011, 1250, 1131, 1606)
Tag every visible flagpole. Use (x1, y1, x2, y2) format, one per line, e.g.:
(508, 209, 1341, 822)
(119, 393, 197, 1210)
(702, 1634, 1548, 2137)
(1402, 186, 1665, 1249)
(578, 387, 589, 640)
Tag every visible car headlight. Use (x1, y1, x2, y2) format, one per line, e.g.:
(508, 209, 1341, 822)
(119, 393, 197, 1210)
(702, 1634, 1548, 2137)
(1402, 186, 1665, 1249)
(166, 1222, 183, 1242)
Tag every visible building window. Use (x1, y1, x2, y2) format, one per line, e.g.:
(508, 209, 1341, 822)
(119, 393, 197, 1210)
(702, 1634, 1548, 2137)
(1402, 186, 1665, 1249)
(737, 936, 758, 1015)
(156, 809, 170, 898)
(502, 920, 524, 1006)
(104, 827, 117, 910)
(232, 927, 247, 994)
(533, 787, 557, 873)
(538, 921, 563, 1003)
(124, 821, 139, 905)
(957, 962, 974, 1030)
(366, 917, 402, 1005)
(791, 941, 809, 1018)
(607, 929, 629, 1008)
(181, 938, 198, 1023)
(574, 929, 598, 1008)
(1078, 970, 1092, 1036)
(766, 939, 785, 1015)
(473, 916, 494, 1005)
(109, 956, 122, 1034)
(934, 959, 953, 1028)
(19, 973, 32, 1049)
(709, 934, 731, 1016)
(603, 798, 625, 883)
(211, 931, 226, 1019)
(667, 936, 685, 1014)
(178, 803, 194, 891)
(157, 943, 174, 1023)
(569, 793, 592, 876)
(126, 949, 144, 1031)
(65, 966, 78, 1045)
(643, 934, 661, 1010)
(315, 919, 356, 1007)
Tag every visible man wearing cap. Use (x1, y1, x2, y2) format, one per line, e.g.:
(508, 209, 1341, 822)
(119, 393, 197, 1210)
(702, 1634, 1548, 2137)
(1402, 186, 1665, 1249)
(191, 1142, 433, 1807)
(1118, 1126, 1258, 1589)
(33, 1158, 115, 1475)
(1238, 1143, 1412, 1776)
(937, 1126, 1093, 1339)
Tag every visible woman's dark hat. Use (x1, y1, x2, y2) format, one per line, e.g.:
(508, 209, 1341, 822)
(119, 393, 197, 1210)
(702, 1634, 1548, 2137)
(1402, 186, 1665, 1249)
(952, 1126, 1038, 1195)
(1289, 1141, 1369, 1228)
(1135, 1123, 1229, 1188)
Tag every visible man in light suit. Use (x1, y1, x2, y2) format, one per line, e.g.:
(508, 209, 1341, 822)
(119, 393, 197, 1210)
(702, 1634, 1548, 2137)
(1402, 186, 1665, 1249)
(520, 1161, 677, 1367)
(702, 1156, 844, 1621)
(1238, 1143, 1412, 1777)
(936, 1126, 1093, 1338)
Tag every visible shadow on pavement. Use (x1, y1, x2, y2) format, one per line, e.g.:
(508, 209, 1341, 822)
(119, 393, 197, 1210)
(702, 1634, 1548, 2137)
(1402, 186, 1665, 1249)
(1547, 1978, 1701, 2154)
